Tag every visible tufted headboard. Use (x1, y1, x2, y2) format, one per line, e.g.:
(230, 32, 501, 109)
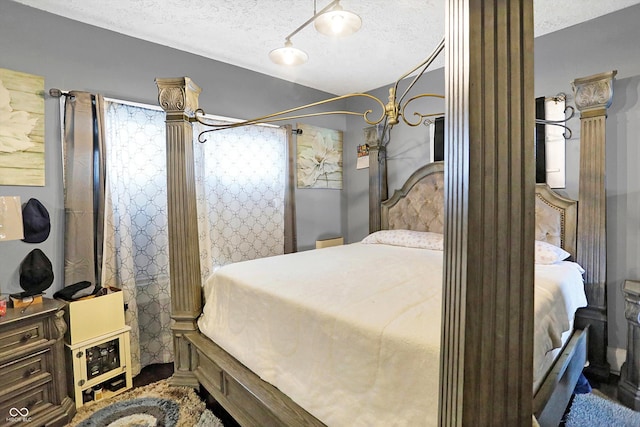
(380, 161, 577, 259)
(381, 162, 445, 233)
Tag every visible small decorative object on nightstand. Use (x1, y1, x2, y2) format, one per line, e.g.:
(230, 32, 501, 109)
(315, 236, 344, 249)
(0, 298, 76, 425)
(60, 287, 133, 408)
(619, 279, 640, 411)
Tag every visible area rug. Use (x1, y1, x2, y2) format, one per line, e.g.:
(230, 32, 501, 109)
(565, 389, 640, 427)
(69, 379, 224, 427)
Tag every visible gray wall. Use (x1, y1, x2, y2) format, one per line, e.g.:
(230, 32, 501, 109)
(535, 5, 640, 361)
(0, 1, 346, 297)
(343, 4, 640, 359)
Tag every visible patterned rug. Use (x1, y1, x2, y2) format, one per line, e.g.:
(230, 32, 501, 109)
(69, 379, 224, 427)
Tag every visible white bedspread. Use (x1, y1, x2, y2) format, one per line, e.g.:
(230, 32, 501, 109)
(198, 243, 586, 427)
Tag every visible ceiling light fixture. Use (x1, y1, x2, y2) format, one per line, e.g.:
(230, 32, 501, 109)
(269, 40, 309, 66)
(314, 2, 362, 37)
(269, 0, 361, 66)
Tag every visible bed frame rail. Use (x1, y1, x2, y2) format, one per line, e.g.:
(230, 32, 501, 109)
(188, 332, 325, 427)
(533, 327, 588, 427)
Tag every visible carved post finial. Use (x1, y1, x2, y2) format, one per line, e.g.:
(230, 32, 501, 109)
(571, 70, 617, 115)
(156, 77, 202, 116)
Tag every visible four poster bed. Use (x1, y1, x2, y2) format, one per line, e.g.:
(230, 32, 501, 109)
(192, 161, 588, 427)
(154, 35, 615, 427)
(155, 77, 614, 427)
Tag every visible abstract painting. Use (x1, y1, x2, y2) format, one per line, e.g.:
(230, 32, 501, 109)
(0, 68, 45, 186)
(296, 123, 343, 189)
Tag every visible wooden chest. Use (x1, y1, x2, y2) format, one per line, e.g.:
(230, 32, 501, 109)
(0, 298, 75, 426)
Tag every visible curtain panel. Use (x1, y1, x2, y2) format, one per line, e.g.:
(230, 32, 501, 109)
(193, 121, 292, 284)
(62, 92, 106, 287)
(103, 101, 170, 375)
(63, 97, 296, 376)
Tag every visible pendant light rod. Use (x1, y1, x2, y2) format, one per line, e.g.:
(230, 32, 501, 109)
(271, 1, 360, 65)
(284, 0, 339, 41)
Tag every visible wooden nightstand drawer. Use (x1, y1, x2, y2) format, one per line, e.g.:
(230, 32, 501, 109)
(0, 320, 46, 361)
(0, 349, 51, 393)
(0, 381, 52, 427)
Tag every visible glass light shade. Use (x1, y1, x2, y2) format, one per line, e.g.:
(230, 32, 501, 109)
(313, 4, 362, 37)
(269, 40, 308, 66)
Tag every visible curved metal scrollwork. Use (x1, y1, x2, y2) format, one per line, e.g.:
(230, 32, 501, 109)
(194, 93, 387, 143)
(535, 100, 576, 139)
(193, 37, 448, 142)
(400, 93, 445, 127)
(192, 36, 567, 142)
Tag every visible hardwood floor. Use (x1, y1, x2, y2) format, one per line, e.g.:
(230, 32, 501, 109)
(133, 362, 175, 388)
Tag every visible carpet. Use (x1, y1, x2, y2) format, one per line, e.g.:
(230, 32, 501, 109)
(69, 379, 224, 427)
(565, 390, 640, 427)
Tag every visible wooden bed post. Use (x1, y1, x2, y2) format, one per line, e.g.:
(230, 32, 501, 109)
(156, 77, 203, 388)
(571, 70, 616, 381)
(440, 0, 535, 425)
(368, 140, 387, 233)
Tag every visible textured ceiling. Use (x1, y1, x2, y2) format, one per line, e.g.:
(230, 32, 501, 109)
(11, 0, 640, 95)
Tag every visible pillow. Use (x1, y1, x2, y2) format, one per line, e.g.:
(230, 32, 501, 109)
(361, 229, 444, 250)
(535, 240, 570, 264)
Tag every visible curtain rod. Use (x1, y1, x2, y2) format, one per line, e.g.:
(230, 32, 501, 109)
(48, 88, 72, 98)
(49, 88, 163, 112)
(48, 87, 292, 133)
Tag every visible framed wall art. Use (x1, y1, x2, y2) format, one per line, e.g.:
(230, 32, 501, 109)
(0, 68, 45, 186)
(296, 123, 343, 189)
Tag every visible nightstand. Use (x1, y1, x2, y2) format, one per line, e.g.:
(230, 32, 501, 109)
(59, 288, 132, 408)
(66, 326, 133, 408)
(0, 298, 76, 426)
(619, 279, 640, 411)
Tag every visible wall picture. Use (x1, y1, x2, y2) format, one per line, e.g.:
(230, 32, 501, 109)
(296, 123, 343, 189)
(361, 124, 385, 170)
(0, 68, 45, 186)
(356, 143, 369, 169)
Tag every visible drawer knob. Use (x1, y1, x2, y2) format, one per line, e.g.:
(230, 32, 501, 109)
(26, 367, 38, 376)
(22, 332, 33, 341)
